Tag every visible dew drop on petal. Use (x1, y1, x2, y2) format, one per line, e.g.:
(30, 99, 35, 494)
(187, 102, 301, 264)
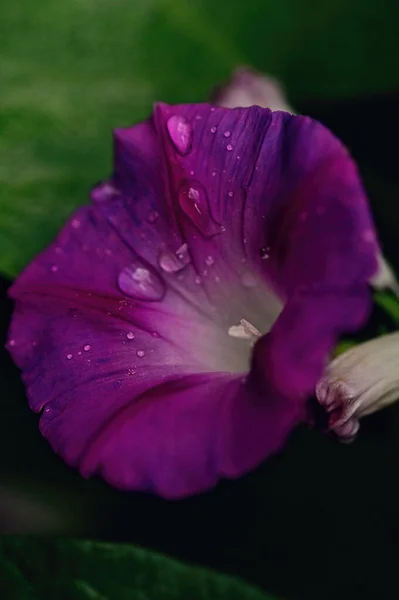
(118, 262, 165, 301)
(136, 350, 145, 358)
(9, 340, 16, 347)
(147, 210, 159, 223)
(71, 219, 81, 229)
(259, 246, 271, 260)
(241, 272, 257, 288)
(227, 191, 234, 198)
(158, 251, 184, 273)
(205, 255, 214, 266)
(84, 344, 91, 352)
(51, 265, 59, 273)
(92, 182, 118, 203)
(159, 242, 191, 274)
(179, 179, 223, 237)
(362, 229, 375, 243)
(126, 331, 135, 340)
(66, 354, 73, 360)
(210, 126, 217, 134)
(78, 351, 82, 356)
(166, 115, 192, 155)
(223, 131, 231, 138)
(175, 243, 190, 266)
(194, 276, 201, 285)
(226, 144, 233, 151)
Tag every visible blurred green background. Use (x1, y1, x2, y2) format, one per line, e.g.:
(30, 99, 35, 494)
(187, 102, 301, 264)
(1, 0, 399, 277)
(2, 1, 399, 599)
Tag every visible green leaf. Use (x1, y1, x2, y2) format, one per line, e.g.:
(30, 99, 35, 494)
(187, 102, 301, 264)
(2, 0, 399, 276)
(0, 537, 274, 600)
(374, 291, 399, 327)
(333, 339, 357, 357)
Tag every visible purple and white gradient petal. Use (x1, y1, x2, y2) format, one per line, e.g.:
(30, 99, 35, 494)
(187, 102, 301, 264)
(7, 75, 381, 498)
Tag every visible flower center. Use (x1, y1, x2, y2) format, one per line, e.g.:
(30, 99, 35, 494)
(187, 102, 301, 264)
(228, 318, 261, 341)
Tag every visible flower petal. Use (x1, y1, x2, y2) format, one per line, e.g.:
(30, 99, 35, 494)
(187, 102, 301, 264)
(8, 102, 379, 497)
(316, 331, 399, 440)
(212, 67, 293, 113)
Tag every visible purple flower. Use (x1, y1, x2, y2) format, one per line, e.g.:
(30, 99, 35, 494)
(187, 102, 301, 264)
(7, 100, 380, 498)
(213, 66, 293, 113)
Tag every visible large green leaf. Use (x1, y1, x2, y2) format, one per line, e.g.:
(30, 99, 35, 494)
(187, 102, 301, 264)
(1, 0, 399, 277)
(0, 537, 274, 600)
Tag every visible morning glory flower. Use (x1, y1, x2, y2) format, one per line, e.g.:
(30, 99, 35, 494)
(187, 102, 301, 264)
(316, 331, 399, 441)
(7, 94, 380, 498)
(217, 67, 399, 443)
(213, 66, 293, 113)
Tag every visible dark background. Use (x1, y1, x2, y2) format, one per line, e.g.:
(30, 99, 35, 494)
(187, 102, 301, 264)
(1, 94, 399, 600)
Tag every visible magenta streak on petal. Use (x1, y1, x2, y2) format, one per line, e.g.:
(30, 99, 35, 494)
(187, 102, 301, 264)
(7, 101, 380, 498)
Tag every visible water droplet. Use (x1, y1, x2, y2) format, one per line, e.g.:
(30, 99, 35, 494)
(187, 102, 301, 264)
(362, 229, 375, 243)
(71, 219, 81, 229)
(223, 130, 231, 138)
(203, 269, 208, 277)
(9, 339, 15, 347)
(92, 182, 118, 203)
(194, 276, 201, 285)
(166, 115, 192, 155)
(105, 248, 112, 256)
(66, 354, 73, 360)
(118, 262, 165, 301)
(241, 272, 257, 288)
(179, 180, 223, 237)
(147, 210, 159, 223)
(259, 246, 271, 260)
(152, 331, 159, 337)
(126, 331, 135, 340)
(78, 351, 82, 356)
(84, 344, 91, 352)
(226, 144, 233, 151)
(159, 243, 191, 274)
(227, 191, 233, 198)
(176, 243, 190, 265)
(189, 170, 195, 176)
(158, 251, 181, 273)
(205, 255, 214, 266)
(215, 276, 221, 283)
(51, 265, 58, 273)
(210, 126, 217, 134)
(136, 349, 145, 358)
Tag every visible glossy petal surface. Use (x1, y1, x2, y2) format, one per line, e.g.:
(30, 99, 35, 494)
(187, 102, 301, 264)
(8, 103, 379, 497)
